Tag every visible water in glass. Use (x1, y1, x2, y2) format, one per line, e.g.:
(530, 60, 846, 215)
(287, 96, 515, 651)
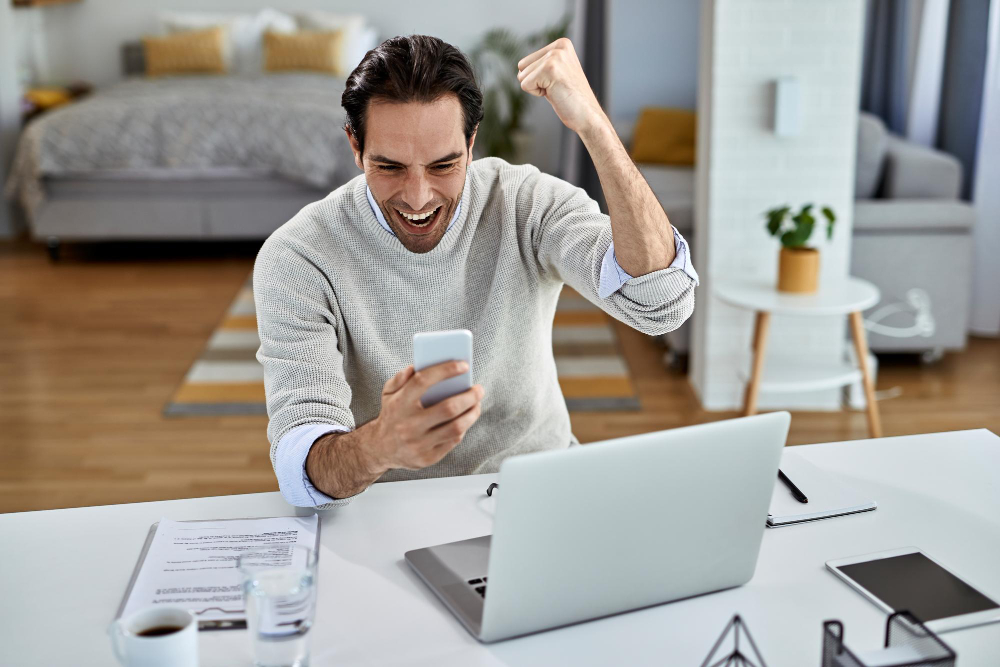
(240, 548, 316, 667)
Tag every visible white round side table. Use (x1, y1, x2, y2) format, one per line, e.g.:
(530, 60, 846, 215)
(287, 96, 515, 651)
(714, 277, 883, 438)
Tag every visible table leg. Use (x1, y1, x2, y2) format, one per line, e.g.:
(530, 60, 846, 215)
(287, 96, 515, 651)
(742, 311, 771, 416)
(848, 311, 883, 438)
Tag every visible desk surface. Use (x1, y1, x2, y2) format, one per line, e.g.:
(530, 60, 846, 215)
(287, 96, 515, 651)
(2, 429, 999, 666)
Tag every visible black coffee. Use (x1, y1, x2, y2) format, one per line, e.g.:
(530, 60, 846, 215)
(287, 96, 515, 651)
(136, 625, 183, 637)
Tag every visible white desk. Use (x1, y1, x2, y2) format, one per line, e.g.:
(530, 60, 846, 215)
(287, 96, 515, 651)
(3, 429, 999, 666)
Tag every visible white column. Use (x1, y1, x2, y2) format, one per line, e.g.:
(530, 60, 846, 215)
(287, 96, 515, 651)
(690, 0, 866, 411)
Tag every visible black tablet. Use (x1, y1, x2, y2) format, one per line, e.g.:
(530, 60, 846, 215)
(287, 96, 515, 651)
(827, 547, 1000, 633)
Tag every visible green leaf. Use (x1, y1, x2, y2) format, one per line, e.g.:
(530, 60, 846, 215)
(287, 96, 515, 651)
(791, 209, 815, 229)
(782, 211, 814, 248)
(764, 206, 789, 237)
(765, 211, 782, 236)
(820, 206, 835, 241)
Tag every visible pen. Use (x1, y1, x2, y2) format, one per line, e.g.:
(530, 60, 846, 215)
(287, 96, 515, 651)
(777, 469, 808, 503)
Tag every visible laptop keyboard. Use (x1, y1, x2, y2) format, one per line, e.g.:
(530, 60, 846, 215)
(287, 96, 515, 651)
(467, 576, 487, 597)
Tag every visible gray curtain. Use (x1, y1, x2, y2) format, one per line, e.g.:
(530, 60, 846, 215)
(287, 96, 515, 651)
(937, 0, 992, 200)
(560, 0, 606, 210)
(862, 0, 992, 200)
(860, 0, 912, 134)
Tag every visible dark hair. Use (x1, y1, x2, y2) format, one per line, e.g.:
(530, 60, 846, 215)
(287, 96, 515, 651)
(342, 35, 484, 156)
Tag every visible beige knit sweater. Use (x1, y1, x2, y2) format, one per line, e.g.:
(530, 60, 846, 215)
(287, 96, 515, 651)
(254, 157, 695, 506)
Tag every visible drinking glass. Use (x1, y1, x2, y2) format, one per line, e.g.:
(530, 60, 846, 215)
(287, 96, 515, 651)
(238, 545, 317, 667)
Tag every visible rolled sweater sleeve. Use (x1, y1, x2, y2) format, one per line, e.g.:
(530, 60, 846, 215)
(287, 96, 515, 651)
(274, 423, 349, 507)
(523, 168, 696, 336)
(253, 234, 358, 507)
(599, 228, 699, 297)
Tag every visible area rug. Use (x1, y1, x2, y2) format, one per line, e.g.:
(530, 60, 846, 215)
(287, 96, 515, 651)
(165, 279, 640, 415)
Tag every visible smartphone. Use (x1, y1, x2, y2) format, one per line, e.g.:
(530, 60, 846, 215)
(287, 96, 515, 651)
(413, 329, 473, 407)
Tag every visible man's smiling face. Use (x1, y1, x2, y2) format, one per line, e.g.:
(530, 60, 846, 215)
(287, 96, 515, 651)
(347, 94, 475, 254)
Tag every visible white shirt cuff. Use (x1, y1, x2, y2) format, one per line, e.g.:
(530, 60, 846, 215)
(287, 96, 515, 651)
(274, 423, 350, 507)
(598, 227, 699, 298)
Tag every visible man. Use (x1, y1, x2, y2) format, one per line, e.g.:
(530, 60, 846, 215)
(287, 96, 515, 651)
(254, 35, 698, 508)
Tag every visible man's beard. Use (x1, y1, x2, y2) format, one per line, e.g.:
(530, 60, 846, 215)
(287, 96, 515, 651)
(379, 184, 464, 254)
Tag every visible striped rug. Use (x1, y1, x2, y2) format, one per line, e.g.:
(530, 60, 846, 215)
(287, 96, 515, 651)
(165, 280, 639, 415)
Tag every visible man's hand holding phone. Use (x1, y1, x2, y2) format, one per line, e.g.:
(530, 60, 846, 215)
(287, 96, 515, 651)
(305, 359, 484, 500)
(371, 362, 485, 470)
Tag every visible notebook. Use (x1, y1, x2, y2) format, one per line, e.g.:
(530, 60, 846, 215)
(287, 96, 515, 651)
(767, 450, 877, 527)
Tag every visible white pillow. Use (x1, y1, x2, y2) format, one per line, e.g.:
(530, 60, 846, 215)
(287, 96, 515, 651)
(159, 9, 297, 75)
(353, 26, 379, 72)
(296, 12, 375, 74)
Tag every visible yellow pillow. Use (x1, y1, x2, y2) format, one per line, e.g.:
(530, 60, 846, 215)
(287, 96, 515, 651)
(143, 27, 227, 77)
(629, 107, 697, 166)
(25, 88, 73, 109)
(263, 30, 344, 75)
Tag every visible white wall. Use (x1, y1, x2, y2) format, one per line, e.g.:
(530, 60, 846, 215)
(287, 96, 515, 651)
(606, 0, 700, 125)
(26, 0, 567, 86)
(691, 0, 865, 411)
(5, 0, 571, 175)
(0, 2, 27, 237)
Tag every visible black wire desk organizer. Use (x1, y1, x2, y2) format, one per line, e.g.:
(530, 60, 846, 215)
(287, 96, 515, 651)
(821, 611, 956, 667)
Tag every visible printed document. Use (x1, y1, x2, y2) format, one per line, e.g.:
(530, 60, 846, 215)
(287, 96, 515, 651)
(120, 515, 319, 622)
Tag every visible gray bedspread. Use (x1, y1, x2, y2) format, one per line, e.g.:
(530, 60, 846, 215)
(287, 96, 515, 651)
(6, 74, 355, 217)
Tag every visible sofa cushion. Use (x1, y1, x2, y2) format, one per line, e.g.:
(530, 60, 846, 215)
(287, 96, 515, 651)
(630, 108, 697, 166)
(856, 112, 888, 199)
(637, 164, 694, 235)
(882, 137, 963, 199)
(853, 200, 975, 232)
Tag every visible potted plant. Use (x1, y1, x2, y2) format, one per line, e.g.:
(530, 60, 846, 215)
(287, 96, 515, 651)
(764, 203, 836, 293)
(470, 16, 570, 162)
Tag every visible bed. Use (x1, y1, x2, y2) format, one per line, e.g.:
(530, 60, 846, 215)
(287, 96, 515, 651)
(6, 46, 360, 257)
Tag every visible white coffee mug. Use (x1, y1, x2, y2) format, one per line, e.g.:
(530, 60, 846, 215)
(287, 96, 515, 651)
(108, 606, 198, 667)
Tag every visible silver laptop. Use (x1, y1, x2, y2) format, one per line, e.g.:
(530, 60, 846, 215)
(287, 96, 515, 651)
(405, 412, 791, 642)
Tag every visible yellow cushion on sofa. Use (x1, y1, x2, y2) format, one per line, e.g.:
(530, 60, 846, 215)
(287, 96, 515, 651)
(263, 30, 344, 75)
(143, 27, 227, 77)
(629, 107, 697, 166)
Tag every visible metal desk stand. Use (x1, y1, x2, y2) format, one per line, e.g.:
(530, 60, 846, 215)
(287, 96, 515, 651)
(700, 614, 769, 667)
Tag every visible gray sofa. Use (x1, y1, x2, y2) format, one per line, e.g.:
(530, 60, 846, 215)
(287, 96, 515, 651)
(850, 113, 974, 357)
(630, 112, 975, 362)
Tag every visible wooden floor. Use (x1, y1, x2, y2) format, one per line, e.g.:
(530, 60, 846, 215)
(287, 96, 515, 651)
(1, 240, 998, 513)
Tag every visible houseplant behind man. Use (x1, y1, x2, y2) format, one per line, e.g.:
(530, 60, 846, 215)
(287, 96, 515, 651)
(253, 35, 700, 508)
